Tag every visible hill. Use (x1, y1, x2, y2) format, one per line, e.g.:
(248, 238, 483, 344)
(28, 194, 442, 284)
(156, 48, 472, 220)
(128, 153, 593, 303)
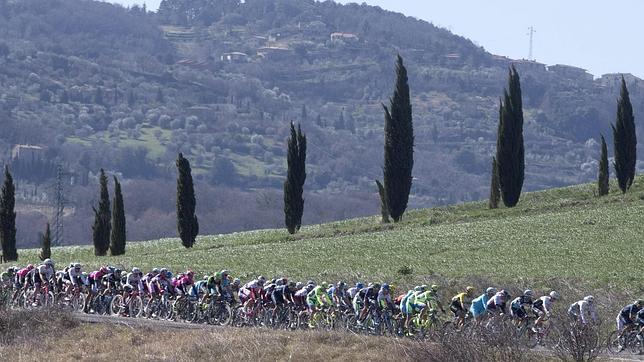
(6, 175, 644, 296)
(1, 0, 644, 246)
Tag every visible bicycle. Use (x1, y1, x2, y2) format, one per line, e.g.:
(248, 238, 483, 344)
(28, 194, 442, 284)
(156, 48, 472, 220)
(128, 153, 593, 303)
(23, 283, 55, 309)
(56, 285, 86, 312)
(110, 290, 144, 318)
(607, 326, 643, 354)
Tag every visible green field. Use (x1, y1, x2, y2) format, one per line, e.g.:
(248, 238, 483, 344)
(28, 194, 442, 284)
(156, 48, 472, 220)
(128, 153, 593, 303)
(5, 177, 644, 294)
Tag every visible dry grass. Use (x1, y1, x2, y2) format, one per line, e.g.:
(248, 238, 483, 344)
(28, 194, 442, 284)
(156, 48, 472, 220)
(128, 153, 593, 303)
(1, 318, 422, 362)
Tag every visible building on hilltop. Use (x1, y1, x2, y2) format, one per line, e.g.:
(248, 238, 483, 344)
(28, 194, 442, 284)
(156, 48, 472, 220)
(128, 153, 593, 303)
(220, 52, 249, 63)
(330, 32, 359, 42)
(12, 144, 45, 163)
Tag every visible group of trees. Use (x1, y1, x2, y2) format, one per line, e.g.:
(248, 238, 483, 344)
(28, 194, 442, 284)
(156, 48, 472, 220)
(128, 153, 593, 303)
(91, 169, 126, 256)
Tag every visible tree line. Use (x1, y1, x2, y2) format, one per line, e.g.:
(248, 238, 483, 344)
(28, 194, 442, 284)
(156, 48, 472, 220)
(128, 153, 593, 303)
(0, 57, 637, 260)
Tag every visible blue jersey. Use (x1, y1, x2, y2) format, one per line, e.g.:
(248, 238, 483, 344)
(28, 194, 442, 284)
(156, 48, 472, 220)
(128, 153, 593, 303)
(470, 294, 490, 317)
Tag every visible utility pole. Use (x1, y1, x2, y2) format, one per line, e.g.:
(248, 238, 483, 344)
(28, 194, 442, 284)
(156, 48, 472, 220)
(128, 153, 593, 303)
(527, 26, 536, 61)
(53, 164, 65, 246)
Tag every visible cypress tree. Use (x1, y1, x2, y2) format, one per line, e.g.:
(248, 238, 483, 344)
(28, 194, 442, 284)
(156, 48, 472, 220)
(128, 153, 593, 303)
(495, 66, 525, 207)
(110, 176, 126, 256)
(39, 223, 51, 261)
(176, 153, 198, 248)
(92, 169, 111, 256)
(283, 122, 307, 234)
(382, 55, 414, 222)
(598, 135, 610, 196)
(0, 166, 17, 262)
(612, 76, 637, 193)
(375, 180, 390, 223)
(489, 157, 500, 209)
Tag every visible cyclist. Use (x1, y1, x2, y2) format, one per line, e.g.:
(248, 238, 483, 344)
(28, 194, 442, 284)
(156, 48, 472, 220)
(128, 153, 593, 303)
(66, 263, 83, 294)
(1, 267, 15, 289)
(327, 281, 349, 308)
(532, 291, 560, 332)
(294, 283, 313, 310)
(123, 267, 144, 298)
(149, 268, 170, 298)
(307, 281, 332, 328)
(510, 289, 534, 325)
(402, 286, 425, 332)
(450, 286, 475, 326)
(347, 282, 364, 301)
(616, 300, 643, 338)
(32, 259, 55, 305)
(636, 306, 644, 341)
(271, 281, 296, 323)
(174, 270, 195, 298)
(240, 276, 266, 314)
(486, 289, 511, 316)
(378, 283, 395, 314)
(567, 295, 598, 325)
(102, 267, 122, 292)
(230, 278, 241, 305)
(355, 283, 380, 324)
(470, 287, 497, 321)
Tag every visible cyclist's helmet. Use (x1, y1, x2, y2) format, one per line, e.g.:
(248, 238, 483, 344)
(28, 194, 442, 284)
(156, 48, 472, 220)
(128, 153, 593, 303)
(583, 295, 594, 303)
(220, 269, 229, 276)
(152, 268, 160, 274)
(187, 270, 194, 277)
(296, 282, 304, 289)
(381, 283, 390, 291)
(100, 266, 109, 274)
(306, 284, 315, 291)
(486, 287, 497, 295)
(320, 281, 328, 289)
(258, 276, 266, 285)
(233, 278, 240, 285)
(74, 263, 82, 269)
(214, 272, 222, 280)
(372, 283, 381, 290)
(288, 281, 296, 289)
(501, 290, 510, 298)
(549, 291, 560, 300)
(413, 285, 422, 292)
(114, 269, 122, 276)
(524, 289, 534, 297)
(160, 268, 168, 275)
(132, 267, 141, 274)
(466, 286, 475, 294)
(337, 281, 346, 289)
(356, 282, 364, 289)
(44, 258, 54, 267)
(203, 275, 209, 280)
(279, 277, 288, 286)
(420, 285, 428, 292)
(634, 300, 644, 307)
(27, 264, 34, 269)
(166, 271, 173, 279)
(430, 285, 439, 292)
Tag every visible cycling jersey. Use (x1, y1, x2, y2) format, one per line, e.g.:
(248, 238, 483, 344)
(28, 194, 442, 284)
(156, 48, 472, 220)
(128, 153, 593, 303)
(272, 285, 294, 306)
(190, 280, 207, 298)
(307, 286, 331, 308)
(347, 287, 359, 299)
(377, 289, 393, 310)
(568, 300, 597, 324)
(34, 264, 55, 284)
(510, 295, 533, 319)
(124, 272, 144, 293)
(532, 296, 555, 316)
(620, 304, 641, 321)
(637, 308, 644, 326)
(414, 291, 440, 312)
(486, 292, 508, 313)
(68, 267, 82, 286)
(470, 294, 490, 317)
(400, 290, 416, 315)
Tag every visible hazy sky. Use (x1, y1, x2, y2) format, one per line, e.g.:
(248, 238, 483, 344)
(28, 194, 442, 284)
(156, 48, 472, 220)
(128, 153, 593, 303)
(109, 0, 644, 78)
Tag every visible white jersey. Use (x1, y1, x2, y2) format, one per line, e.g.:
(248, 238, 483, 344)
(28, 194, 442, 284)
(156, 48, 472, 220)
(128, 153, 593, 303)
(37, 264, 55, 281)
(539, 296, 555, 314)
(125, 272, 144, 291)
(568, 300, 597, 324)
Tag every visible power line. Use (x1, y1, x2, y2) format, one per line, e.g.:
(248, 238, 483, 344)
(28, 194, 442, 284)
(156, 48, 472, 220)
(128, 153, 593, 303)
(527, 26, 536, 61)
(53, 165, 65, 246)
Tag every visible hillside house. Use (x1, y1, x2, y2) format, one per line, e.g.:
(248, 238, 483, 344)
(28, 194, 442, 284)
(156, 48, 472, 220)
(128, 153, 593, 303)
(220, 52, 249, 63)
(330, 32, 359, 42)
(257, 46, 292, 60)
(12, 144, 45, 163)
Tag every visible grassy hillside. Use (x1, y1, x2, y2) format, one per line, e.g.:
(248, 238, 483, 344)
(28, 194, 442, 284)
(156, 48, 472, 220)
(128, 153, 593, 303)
(6, 176, 644, 295)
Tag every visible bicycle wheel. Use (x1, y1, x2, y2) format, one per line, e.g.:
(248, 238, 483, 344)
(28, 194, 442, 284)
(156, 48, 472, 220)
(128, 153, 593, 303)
(607, 330, 623, 354)
(129, 296, 143, 318)
(216, 303, 232, 326)
(110, 295, 123, 316)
